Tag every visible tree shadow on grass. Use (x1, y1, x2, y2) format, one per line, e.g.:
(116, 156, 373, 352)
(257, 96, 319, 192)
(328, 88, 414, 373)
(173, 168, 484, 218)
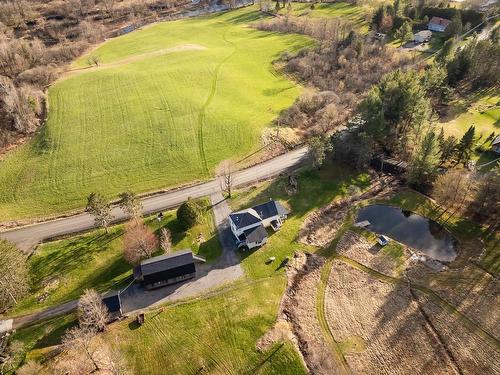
(33, 317, 77, 349)
(30, 230, 124, 289)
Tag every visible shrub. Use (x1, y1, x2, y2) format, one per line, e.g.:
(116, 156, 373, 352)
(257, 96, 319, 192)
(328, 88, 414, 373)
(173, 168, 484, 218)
(176, 198, 202, 230)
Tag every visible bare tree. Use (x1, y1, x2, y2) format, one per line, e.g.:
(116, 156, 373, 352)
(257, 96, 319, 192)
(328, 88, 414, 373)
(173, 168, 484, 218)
(215, 160, 235, 198)
(86, 192, 114, 232)
(432, 169, 474, 218)
(78, 289, 109, 333)
(61, 326, 100, 373)
(160, 227, 172, 254)
(0, 240, 29, 312)
(0, 76, 41, 133)
(87, 54, 101, 67)
(118, 190, 142, 221)
(123, 220, 159, 265)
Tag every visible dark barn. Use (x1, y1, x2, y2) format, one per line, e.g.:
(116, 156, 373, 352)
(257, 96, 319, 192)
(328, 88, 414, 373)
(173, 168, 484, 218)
(102, 290, 122, 321)
(133, 250, 196, 290)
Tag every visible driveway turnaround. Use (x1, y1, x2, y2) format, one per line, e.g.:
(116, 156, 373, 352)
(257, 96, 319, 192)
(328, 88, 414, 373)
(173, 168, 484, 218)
(1, 147, 308, 251)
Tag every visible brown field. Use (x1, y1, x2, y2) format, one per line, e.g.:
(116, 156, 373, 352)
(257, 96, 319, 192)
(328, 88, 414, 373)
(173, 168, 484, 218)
(325, 257, 500, 375)
(325, 260, 459, 374)
(417, 292, 500, 374)
(422, 265, 500, 334)
(280, 253, 341, 375)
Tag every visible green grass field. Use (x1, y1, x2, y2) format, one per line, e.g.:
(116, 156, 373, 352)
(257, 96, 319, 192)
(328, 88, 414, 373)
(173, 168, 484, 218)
(440, 91, 499, 139)
(0, 7, 312, 221)
(279, 2, 370, 32)
(108, 278, 306, 375)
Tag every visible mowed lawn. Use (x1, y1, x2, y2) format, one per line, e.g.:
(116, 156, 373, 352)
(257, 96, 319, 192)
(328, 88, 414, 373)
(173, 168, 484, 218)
(279, 2, 370, 33)
(440, 91, 499, 139)
(0, 8, 311, 221)
(5, 208, 219, 317)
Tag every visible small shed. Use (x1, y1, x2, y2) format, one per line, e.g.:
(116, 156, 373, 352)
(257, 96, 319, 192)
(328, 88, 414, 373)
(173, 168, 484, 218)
(492, 135, 500, 154)
(428, 17, 451, 32)
(414, 30, 432, 43)
(102, 290, 122, 321)
(133, 250, 196, 290)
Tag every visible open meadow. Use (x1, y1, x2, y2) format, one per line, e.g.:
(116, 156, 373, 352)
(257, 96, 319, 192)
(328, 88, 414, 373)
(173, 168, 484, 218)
(0, 7, 312, 221)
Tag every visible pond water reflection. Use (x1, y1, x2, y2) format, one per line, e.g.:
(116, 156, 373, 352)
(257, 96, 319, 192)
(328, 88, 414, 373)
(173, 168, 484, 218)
(356, 205, 457, 262)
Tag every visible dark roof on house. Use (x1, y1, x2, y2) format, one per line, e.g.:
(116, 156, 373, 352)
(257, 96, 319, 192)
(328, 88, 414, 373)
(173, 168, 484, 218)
(229, 210, 261, 230)
(244, 224, 268, 243)
(139, 249, 194, 276)
(252, 200, 289, 220)
(429, 16, 451, 28)
(102, 291, 121, 313)
(492, 135, 500, 146)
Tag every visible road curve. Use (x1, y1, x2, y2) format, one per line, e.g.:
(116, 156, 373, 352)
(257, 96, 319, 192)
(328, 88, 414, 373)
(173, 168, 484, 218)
(0, 147, 309, 250)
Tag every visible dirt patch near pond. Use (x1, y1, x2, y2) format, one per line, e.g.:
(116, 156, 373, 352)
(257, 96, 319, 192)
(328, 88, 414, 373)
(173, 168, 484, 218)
(336, 230, 404, 277)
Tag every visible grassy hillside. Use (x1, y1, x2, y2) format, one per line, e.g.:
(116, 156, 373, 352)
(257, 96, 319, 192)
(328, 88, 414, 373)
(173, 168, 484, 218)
(440, 91, 499, 139)
(279, 2, 370, 33)
(0, 7, 312, 221)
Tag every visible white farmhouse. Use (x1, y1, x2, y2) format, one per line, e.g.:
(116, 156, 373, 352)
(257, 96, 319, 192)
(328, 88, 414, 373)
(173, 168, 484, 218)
(229, 200, 289, 249)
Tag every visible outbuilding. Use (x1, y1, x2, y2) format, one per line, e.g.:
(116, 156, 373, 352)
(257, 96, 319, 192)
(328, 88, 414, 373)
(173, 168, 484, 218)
(133, 249, 196, 290)
(492, 135, 500, 154)
(102, 290, 122, 321)
(414, 30, 432, 43)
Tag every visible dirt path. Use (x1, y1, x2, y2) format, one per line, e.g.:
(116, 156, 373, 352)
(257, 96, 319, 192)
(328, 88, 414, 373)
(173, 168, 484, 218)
(61, 44, 207, 80)
(196, 30, 236, 175)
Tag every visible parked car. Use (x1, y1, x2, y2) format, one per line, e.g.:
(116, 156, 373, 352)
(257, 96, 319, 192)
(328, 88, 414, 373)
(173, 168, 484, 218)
(377, 235, 390, 246)
(374, 32, 386, 40)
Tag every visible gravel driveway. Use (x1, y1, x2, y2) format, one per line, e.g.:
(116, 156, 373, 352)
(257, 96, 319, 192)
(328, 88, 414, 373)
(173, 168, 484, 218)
(119, 191, 243, 313)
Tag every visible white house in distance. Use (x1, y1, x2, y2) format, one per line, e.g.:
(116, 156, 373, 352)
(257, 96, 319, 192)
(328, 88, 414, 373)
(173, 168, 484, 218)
(229, 200, 289, 249)
(428, 16, 451, 32)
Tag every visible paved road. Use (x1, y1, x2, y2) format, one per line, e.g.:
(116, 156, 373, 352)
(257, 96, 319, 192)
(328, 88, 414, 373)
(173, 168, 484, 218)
(1, 191, 245, 332)
(0, 147, 308, 250)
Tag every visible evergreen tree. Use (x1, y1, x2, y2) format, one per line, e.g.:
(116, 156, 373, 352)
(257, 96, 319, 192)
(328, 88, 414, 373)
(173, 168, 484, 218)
(440, 135, 458, 164)
(436, 38, 455, 64)
(407, 130, 441, 186)
(456, 125, 475, 166)
(396, 21, 413, 46)
(445, 12, 462, 39)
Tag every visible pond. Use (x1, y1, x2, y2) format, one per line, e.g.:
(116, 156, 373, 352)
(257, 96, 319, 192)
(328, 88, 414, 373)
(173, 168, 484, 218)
(356, 205, 457, 262)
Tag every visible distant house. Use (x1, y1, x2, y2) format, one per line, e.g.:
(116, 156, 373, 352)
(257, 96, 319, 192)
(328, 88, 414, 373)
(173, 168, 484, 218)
(492, 135, 500, 154)
(229, 200, 289, 249)
(133, 249, 196, 290)
(414, 30, 432, 43)
(102, 290, 122, 321)
(428, 16, 451, 32)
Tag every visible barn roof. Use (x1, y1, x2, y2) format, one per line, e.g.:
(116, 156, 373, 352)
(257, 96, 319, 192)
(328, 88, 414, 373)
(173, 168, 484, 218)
(102, 290, 121, 313)
(139, 249, 194, 276)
